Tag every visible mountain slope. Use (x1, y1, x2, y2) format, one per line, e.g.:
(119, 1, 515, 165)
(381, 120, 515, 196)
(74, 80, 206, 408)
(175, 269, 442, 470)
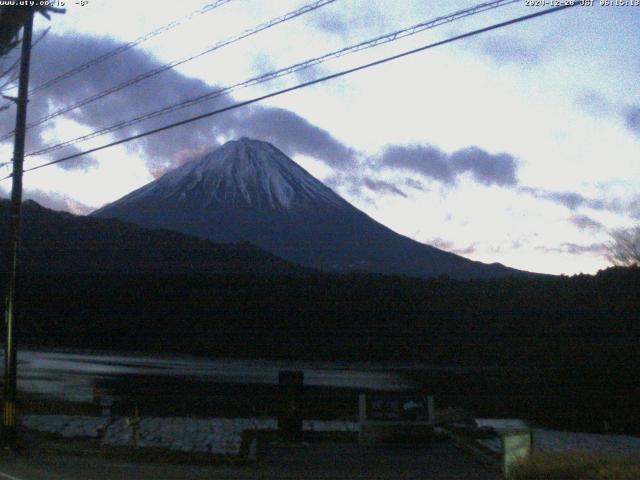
(93, 137, 533, 279)
(0, 199, 304, 276)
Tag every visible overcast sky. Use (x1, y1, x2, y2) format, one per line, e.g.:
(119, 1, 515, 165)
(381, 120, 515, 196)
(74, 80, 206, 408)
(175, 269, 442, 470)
(0, 0, 638, 275)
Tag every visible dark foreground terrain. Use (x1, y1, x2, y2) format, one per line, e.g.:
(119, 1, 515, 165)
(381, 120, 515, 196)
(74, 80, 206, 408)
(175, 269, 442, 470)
(0, 431, 497, 480)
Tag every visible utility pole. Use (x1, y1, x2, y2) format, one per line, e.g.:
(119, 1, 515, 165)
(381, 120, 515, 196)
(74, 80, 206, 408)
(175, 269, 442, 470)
(3, 7, 34, 449)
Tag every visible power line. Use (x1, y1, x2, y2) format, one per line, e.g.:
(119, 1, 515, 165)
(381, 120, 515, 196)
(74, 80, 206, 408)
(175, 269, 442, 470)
(25, 0, 518, 158)
(0, 27, 49, 101)
(0, 3, 577, 181)
(0, 53, 21, 82)
(27, 0, 234, 96)
(0, 26, 48, 80)
(5, 0, 337, 139)
(0, 70, 20, 94)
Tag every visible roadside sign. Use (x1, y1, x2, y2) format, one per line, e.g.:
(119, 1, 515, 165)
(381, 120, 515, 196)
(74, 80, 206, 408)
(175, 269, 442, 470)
(364, 393, 433, 422)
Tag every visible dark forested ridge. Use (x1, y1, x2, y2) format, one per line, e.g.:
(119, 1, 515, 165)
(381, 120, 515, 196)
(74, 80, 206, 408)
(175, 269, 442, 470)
(1, 199, 639, 432)
(7, 268, 637, 368)
(1, 199, 637, 368)
(0, 199, 306, 276)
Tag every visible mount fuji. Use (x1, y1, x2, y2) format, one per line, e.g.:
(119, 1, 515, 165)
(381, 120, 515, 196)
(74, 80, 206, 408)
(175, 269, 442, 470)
(92, 137, 530, 279)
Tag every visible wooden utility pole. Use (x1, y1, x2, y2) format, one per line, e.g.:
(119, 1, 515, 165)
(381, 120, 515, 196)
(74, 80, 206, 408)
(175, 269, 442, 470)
(3, 7, 34, 448)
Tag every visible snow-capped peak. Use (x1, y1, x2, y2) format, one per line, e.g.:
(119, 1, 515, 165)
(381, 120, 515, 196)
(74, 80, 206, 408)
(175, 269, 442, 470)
(104, 138, 347, 212)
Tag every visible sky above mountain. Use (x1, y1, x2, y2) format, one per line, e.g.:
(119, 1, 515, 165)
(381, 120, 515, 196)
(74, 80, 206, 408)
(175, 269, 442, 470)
(0, 0, 638, 274)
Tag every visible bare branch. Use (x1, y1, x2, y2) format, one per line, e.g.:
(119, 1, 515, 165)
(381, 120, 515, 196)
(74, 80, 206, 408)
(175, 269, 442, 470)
(608, 226, 640, 267)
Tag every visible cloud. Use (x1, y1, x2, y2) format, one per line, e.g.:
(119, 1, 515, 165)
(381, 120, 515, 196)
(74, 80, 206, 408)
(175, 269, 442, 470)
(429, 237, 454, 250)
(630, 197, 640, 220)
(574, 91, 640, 138)
(575, 91, 614, 117)
(519, 186, 605, 211)
(311, 7, 386, 38)
(51, 144, 100, 171)
(362, 178, 407, 197)
(520, 187, 639, 221)
(326, 172, 409, 200)
(312, 12, 351, 36)
(451, 244, 478, 255)
(450, 147, 518, 186)
(379, 144, 453, 183)
(378, 144, 518, 186)
(0, 187, 91, 215)
(623, 105, 640, 136)
(0, 32, 356, 176)
(428, 236, 477, 255)
(537, 242, 608, 256)
(150, 145, 209, 179)
(226, 106, 358, 168)
(405, 177, 426, 191)
(471, 34, 544, 66)
(569, 214, 604, 232)
(24, 190, 92, 215)
(327, 143, 519, 203)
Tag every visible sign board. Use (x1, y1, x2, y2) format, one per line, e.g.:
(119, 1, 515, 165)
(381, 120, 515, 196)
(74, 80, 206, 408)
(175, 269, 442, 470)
(502, 430, 532, 477)
(358, 393, 434, 445)
(365, 394, 433, 422)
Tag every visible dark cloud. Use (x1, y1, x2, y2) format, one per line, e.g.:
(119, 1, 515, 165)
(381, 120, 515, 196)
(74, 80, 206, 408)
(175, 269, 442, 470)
(0, 32, 356, 176)
(569, 214, 604, 232)
(325, 172, 409, 200)
(519, 187, 601, 211)
(378, 144, 518, 187)
(323, 171, 365, 198)
(450, 147, 518, 186)
(624, 105, 640, 136)
(521, 187, 637, 219)
(472, 34, 544, 66)
(328, 142, 518, 202)
(0, 33, 211, 172)
(379, 144, 453, 183)
(226, 106, 357, 167)
(362, 178, 407, 198)
(52, 144, 99, 171)
(405, 177, 426, 191)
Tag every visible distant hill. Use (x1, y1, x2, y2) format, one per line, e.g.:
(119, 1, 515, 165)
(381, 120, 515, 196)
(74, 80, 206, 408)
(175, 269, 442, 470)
(0, 199, 306, 276)
(93, 137, 536, 279)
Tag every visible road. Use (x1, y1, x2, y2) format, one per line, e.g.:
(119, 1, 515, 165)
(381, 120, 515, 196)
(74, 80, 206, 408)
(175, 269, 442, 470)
(0, 441, 497, 480)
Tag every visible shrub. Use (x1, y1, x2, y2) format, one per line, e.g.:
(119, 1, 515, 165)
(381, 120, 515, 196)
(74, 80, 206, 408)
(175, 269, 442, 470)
(508, 451, 640, 480)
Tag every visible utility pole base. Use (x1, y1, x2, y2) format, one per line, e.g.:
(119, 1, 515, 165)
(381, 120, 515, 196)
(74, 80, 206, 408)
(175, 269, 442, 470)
(3, 400, 17, 448)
